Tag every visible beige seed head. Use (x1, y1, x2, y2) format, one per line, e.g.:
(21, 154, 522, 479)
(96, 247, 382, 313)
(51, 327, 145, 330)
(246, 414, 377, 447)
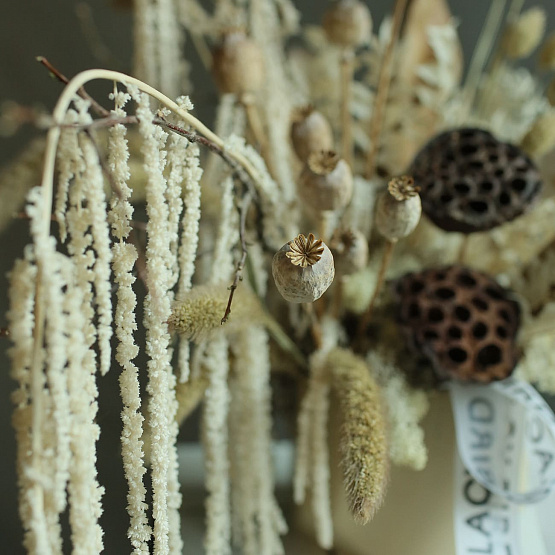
(212, 30, 265, 95)
(326, 348, 389, 524)
(300, 150, 353, 212)
(547, 79, 555, 106)
(323, 0, 372, 49)
(330, 228, 369, 275)
(375, 176, 422, 241)
(272, 233, 335, 303)
(290, 106, 334, 163)
(539, 33, 555, 71)
(502, 8, 546, 60)
(168, 284, 264, 341)
(520, 111, 555, 158)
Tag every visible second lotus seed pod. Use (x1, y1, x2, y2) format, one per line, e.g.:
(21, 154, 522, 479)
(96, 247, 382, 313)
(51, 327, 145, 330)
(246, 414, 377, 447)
(272, 233, 335, 303)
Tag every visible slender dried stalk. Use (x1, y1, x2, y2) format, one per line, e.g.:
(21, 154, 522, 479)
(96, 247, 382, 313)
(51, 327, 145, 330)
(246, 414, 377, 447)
(365, 0, 408, 180)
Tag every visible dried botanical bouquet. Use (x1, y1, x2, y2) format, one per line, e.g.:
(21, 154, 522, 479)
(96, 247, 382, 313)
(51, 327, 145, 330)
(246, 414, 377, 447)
(4, 0, 555, 553)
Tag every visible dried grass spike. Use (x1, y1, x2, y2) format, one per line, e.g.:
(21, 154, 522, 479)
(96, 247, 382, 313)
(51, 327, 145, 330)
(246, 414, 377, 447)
(327, 348, 389, 524)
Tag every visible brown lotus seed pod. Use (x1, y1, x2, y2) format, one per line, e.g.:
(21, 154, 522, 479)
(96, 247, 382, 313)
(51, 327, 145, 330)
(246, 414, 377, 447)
(393, 266, 521, 383)
(272, 233, 335, 303)
(300, 150, 353, 212)
(290, 106, 334, 163)
(323, 0, 372, 49)
(330, 228, 368, 275)
(375, 176, 422, 242)
(410, 128, 542, 233)
(212, 31, 264, 96)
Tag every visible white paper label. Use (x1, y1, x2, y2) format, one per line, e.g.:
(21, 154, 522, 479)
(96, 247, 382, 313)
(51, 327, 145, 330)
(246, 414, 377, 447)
(450, 378, 555, 555)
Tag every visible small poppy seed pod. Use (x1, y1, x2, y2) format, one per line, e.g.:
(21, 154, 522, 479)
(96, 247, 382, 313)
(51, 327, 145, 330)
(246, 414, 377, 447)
(323, 0, 372, 49)
(290, 106, 334, 163)
(375, 176, 422, 242)
(272, 233, 335, 303)
(212, 31, 264, 96)
(330, 228, 368, 275)
(300, 151, 353, 212)
(502, 8, 546, 60)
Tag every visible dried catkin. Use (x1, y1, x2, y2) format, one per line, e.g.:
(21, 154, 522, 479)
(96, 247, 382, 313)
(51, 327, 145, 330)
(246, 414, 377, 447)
(132, 86, 179, 555)
(327, 348, 389, 524)
(202, 335, 232, 555)
(169, 283, 265, 341)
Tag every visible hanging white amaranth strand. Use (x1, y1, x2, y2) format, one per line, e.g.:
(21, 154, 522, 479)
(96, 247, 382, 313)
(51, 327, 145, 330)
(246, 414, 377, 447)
(176, 101, 203, 383)
(202, 334, 232, 555)
(132, 86, 180, 555)
(108, 89, 152, 554)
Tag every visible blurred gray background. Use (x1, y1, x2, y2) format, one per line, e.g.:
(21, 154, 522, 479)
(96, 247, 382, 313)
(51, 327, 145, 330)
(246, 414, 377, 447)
(1, 1, 554, 553)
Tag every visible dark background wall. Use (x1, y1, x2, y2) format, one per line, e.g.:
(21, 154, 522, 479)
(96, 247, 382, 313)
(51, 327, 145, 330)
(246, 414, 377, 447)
(0, 1, 553, 553)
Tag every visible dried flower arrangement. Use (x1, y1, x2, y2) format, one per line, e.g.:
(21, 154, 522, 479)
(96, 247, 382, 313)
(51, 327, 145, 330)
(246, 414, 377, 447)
(3, 0, 555, 554)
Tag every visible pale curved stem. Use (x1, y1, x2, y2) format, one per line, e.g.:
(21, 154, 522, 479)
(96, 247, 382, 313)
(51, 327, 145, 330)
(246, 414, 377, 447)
(39, 68, 262, 239)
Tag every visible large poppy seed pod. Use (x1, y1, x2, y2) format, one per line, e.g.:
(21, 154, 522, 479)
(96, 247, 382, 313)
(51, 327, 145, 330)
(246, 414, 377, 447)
(375, 176, 422, 242)
(330, 228, 368, 275)
(300, 150, 353, 212)
(393, 266, 521, 383)
(323, 0, 372, 49)
(290, 106, 334, 163)
(410, 128, 542, 233)
(272, 233, 335, 303)
(212, 31, 264, 96)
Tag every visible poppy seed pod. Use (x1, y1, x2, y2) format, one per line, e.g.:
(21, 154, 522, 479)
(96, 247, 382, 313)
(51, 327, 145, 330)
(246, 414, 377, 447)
(272, 233, 335, 303)
(330, 228, 368, 275)
(323, 0, 372, 49)
(375, 176, 422, 242)
(212, 31, 265, 96)
(300, 151, 353, 212)
(290, 106, 334, 163)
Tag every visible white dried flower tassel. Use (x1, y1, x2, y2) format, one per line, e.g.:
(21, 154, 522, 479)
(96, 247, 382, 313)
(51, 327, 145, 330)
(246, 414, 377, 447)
(7, 257, 50, 554)
(177, 120, 203, 382)
(132, 87, 180, 555)
(108, 89, 152, 553)
(229, 327, 287, 555)
(202, 335, 232, 555)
